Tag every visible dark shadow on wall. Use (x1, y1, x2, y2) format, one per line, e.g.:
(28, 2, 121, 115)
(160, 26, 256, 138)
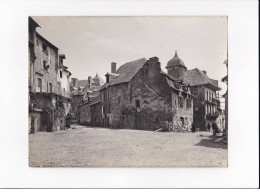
(194, 134, 228, 150)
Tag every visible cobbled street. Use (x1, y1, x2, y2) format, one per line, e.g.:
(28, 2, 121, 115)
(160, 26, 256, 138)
(29, 124, 227, 167)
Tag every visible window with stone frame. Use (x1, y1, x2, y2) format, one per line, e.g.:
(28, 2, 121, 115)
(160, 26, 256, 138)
(186, 98, 192, 109)
(49, 82, 53, 93)
(37, 78, 42, 92)
(42, 60, 49, 71)
(178, 96, 184, 108)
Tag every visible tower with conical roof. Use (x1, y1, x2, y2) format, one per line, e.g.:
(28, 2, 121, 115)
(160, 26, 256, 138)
(166, 50, 187, 81)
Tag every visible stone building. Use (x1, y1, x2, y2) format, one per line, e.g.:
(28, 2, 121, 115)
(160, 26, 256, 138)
(93, 56, 193, 131)
(71, 74, 104, 123)
(167, 51, 221, 130)
(28, 17, 72, 133)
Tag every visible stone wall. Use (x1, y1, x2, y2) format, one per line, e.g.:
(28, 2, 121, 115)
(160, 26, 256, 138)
(78, 102, 91, 125)
(71, 94, 83, 122)
(90, 103, 103, 127)
(172, 90, 193, 130)
(29, 92, 71, 132)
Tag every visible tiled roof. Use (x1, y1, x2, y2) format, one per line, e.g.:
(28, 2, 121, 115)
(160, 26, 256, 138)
(109, 58, 147, 86)
(183, 68, 221, 90)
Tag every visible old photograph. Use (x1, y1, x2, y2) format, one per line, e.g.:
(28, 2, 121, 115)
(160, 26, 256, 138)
(28, 16, 228, 167)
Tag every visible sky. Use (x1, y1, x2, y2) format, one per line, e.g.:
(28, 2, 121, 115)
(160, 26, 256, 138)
(32, 16, 228, 108)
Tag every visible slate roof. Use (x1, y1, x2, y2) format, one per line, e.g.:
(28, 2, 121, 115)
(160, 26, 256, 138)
(166, 51, 186, 69)
(92, 74, 105, 86)
(183, 68, 221, 90)
(89, 95, 100, 106)
(101, 58, 147, 89)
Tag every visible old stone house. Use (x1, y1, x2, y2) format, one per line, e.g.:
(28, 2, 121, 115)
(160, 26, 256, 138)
(94, 56, 193, 131)
(28, 17, 72, 133)
(167, 51, 221, 130)
(71, 74, 104, 123)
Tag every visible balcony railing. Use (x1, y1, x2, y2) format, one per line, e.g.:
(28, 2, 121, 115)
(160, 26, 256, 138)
(205, 98, 219, 104)
(206, 112, 219, 119)
(32, 84, 71, 98)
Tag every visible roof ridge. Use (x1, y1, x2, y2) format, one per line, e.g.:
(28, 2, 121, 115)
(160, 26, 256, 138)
(195, 68, 221, 89)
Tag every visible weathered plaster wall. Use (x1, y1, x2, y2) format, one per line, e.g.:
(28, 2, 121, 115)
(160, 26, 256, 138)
(34, 35, 59, 94)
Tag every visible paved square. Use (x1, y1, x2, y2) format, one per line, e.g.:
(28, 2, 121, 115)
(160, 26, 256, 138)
(29, 125, 227, 167)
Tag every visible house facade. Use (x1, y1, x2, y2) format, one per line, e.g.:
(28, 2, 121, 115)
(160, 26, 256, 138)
(57, 54, 71, 98)
(91, 56, 193, 131)
(71, 74, 104, 123)
(163, 51, 221, 131)
(28, 17, 72, 133)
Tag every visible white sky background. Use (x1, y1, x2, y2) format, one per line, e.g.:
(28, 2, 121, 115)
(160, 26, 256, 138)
(32, 16, 228, 108)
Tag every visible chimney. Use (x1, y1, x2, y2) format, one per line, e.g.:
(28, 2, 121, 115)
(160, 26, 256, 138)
(71, 78, 78, 87)
(111, 62, 116, 73)
(105, 73, 109, 84)
(202, 70, 207, 75)
(88, 76, 92, 89)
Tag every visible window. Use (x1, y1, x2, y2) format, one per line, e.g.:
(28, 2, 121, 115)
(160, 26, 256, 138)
(60, 71, 63, 78)
(178, 97, 184, 108)
(107, 90, 109, 100)
(46, 83, 48, 93)
(186, 98, 192, 109)
(42, 60, 49, 71)
(102, 106, 105, 115)
(109, 104, 111, 113)
(206, 91, 208, 101)
(102, 91, 106, 101)
(118, 96, 121, 104)
(37, 78, 42, 92)
(42, 43, 47, 53)
(135, 100, 140, 109)
(49, 83, 53, 93)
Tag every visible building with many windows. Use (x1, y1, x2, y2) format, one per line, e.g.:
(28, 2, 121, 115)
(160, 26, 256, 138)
(28, 17, 72, 133)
